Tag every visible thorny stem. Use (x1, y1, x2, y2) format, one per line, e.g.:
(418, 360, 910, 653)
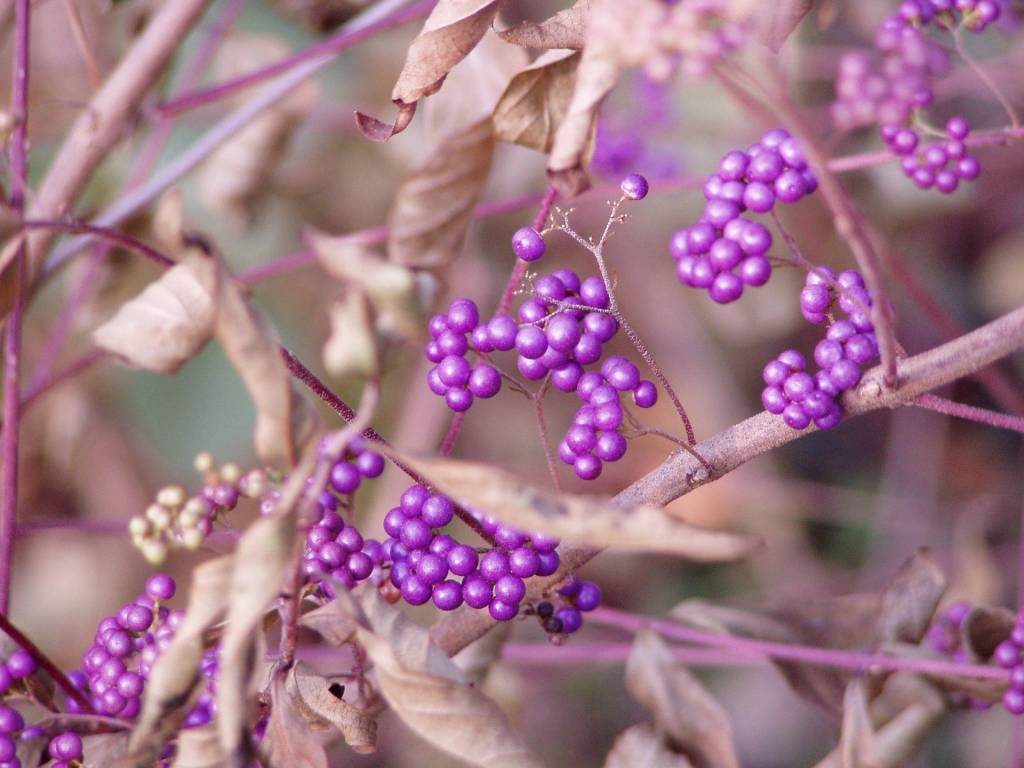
(0, 0, 30, 617)
(0, 613, 97, 714)
(913, 393, 1024, 434)
(953, 25, 1020, 129)
(533, 376, 562, 492)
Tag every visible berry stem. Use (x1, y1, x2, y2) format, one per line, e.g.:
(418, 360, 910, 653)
(532, 376, 562, 492)
(439, 412, 465, 458)
(21, 219, 175, 268)
(500, 641, 765, 667)
(913, 393, 1024, 434)
(0, 0, 30, 618)
(952, 25, 1020, 129)
(0, 613, 97, 714)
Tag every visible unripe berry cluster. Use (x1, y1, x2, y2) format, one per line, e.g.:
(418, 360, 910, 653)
(672, 129, 817, 304)
(762, 268, 879, 431)
(425, 298, 502, 413)
(129, 452, 267, 563)
(992, 611, 1024, 715)
(558, 358, 657, 480)
(884, 116, 980, 193)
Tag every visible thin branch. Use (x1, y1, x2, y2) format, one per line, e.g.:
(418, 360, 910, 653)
(22, 219, 174, 268)
(500, 641, 766, 667)
(952, 25, 1020, 128)
(430, 303, 1024, 655)
(532, 377, 562, 492)
(913, 393, 1024, 434)
(60, 0, 101, 90)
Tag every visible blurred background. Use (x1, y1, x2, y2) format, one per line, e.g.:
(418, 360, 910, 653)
(3, 0, 1024, 764)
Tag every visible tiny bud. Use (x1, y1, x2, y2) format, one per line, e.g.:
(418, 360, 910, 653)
(182, 529, 205, 550)
(145, 504, 171, 529)
(156, 485, 186, 509)
(193, 451, 214, 474)
(240, 470, 267, 498)
(141, 539, 168, 565)
(220, 462, 242, 485)
(128, 516, 150, 537)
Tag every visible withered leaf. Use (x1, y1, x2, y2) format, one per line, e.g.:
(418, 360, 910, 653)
(300, 595, 358, 646)
(263, 671, 329, 768)
(83, 733, 129, 767)
(356, 0, 501, 141)
(837, 680, 878, 768)
(387, 31, 525, 269)
(323, 290, 379, 381)
(625, 631, 739, 768)
(871, 550, 945, 646)
(129, 557, 235, 762)
(287, 661, 378, 753)
(93, 249, 216, 374)
(216, 455, 314, 760)
(171, 726, 225, 768)
(753, 0, 815, 52)
(345, 587, 543, 768)
(499, 0, 594, 50)
(386, 452, 760, 561)
(963, 604, 1015, 660)
(493, 50, 580, 154)
(604, 723, 694, 768)
(214, 261, 320, 469)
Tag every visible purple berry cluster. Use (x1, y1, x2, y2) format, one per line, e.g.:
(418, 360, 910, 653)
(558, 358, 657, 480)
(672, 129, 817, 304)
(425, 298, 502, 413)
(0, 650, 38, 768)
(992, 611, 1024, 715)
(303, 490, 386, 596)
(762, 268, 879, 431)
(884, 116, 980, 192)
(533, 576, 602, 636)
(383, 483, 573, 624)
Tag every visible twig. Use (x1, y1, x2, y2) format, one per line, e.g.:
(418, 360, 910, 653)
(532, 377, 562, 492)
(60, 0, 101, 90)
(21, 219, 174, 268)
(952, 25, 1020, 129)
(913, 393, 1024, 434)
(500, 641, 766, 667)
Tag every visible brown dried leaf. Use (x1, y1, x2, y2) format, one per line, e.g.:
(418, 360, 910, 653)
(83, 733, 130, 767)
(214, 263, 320, 469)
(171, 726, 225, 768)
(92, 250, 217, 374)
(499, 0, 593, 49)
(356, 0, 501, 140)
(323, 291, 379, 381)
(963, 604, 1015, 660)
(625, 631, 739, 768)
(309, 230, 419, 339)
(493, 50, 580, 154)
(347, 588, 543, 768)
(753, 0, 814, 51)
(216, 455, 314, 760)
(300, 596, 358, 646)
(129, 557, 235, 762)
(871, 550, 946, 646)
(603, 723, 694, 768)
(387, 452, 760, 561)
(837, 680, 879, 768)
(262, 671, 329, 768)
(287, 661, 378, 753)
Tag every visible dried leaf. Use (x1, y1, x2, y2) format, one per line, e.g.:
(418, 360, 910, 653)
(386, 452, 760, 561)
(356, 0, 501, 140)
(83, 733, 130, 767)
(300, 596, 359, 646)
(871, 550, 945, 646)
(603, 723, 694, 768)
(625, 631, 739, 768)
(214, 263, 320, 469)
(93, 250, 217, 374)
(172, 726, 225, 768)
(262, 671, 329, 768)
(499, 0, 594, 49)
(493, 50, 580, 153)
(753, 0, 814, 52)
(129, 557, 235, 762)
(837, 680, 879, 768)
(453, 621, 513, 685)
(287, 661, 378, 753)
(323, 291, 379, 381)
(216, 455, 314, 761)
(387, 31, 525, 269)
(345, 587, 543, 768)
(309, 230, 419, 339)
(963, 604, 1015, 660)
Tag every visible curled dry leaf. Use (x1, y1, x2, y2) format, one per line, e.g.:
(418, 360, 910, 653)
(92, 249, 217, 374)
(603, 723, 695, 768)
(387, 30, 525, 269)
(171, 726, 225, 768)
(286, 661, 378, 754)
(871, 550, 946, 646)
(309, 229, 420, 339)
(837, 680, 878, 768)
(214, 259, 320, 469)
(300, 595, 358, 646)
(341, 587, 543, 768)
(493, 49, 581, 154)
(216, 454, 315, 761)
(498, 0, 594, 50)
(752, 0, 814, 52)
(355, 0, 502, 141)
(323, 290, 379, 381)
(129, 557, 235, 763)
(625, 631, 739, 768)
(452, 621, 513, 685)
(385, 451, 760, 561)
(263, 671, 329, 768)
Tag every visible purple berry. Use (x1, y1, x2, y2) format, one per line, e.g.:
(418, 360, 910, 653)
(620, 173, 649, 200)
(432, 580, 463, 611)
(633, 380, 657, 408)
(487, 315, 518, 351)
(574, 454, 602, 480)
(146, 574, 176, 601)
(512, 227, 546, 262)
(446, 299, 479, 334)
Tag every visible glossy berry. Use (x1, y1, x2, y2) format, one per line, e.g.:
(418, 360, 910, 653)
(620, 173, 649, 200)
(512, 227, 546, 262)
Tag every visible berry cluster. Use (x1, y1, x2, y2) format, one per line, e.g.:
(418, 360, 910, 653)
(383, 484, 571, 624)
(992, 612, 1024, 715)
(0, 650, 39, 768)
(533, 576, 602, 636)
(558, 358, 657, 480)
(304, 490, 386, 596)
(425, 299, 502, 413)
(128, 452, 267, 564)
(832, 0, 1000, 192)
(672, 129, 817, 304)
(884, 116, 980, 192)
(762, 268, 879, 431)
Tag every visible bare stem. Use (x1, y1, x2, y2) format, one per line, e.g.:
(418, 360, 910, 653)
(22, 219, 174, 268)
(913, 393, 1024, 434)
(532, 377, 562, 492)
(953, 25, 1020, 128)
